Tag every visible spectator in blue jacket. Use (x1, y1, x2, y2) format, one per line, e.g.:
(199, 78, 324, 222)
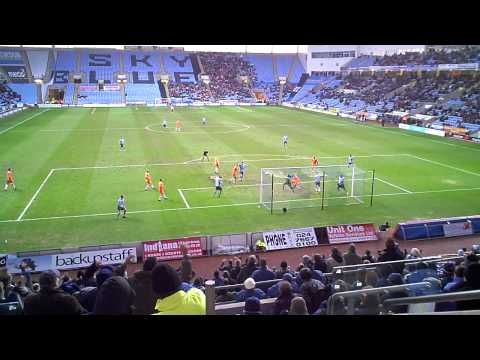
(443, 265, 465, 293)
(252, 259, 276, 292)
(234, 278, 266, 302)
(267, 273, 299, 298)
(275, 260, 295, 279)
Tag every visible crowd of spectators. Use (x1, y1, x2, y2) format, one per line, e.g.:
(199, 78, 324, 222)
(0, 83, 21, 109)
(199, 53, 255, 102)
(208, 240, 480, 315)
(168, 82, 211, 102)
(0, 245, 206, 315)
(2, 240, 480, 315)
(374, 47, 480, 67)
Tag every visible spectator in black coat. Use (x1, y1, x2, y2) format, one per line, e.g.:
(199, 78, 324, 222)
(213, 271, 224, 287)
(129, 256, 157, 315)
(362, 250, 376, 264)
(313, 254, 328, 273)
(236, 255, 258, 283)
(273, 281, 295, 315)
(93, 276, 136, 315)
(299, 268, 330, 314)
(275, 260, 294, 279)
(24, 270, 87, 315)
(378, 239, 405, 274)
(381, 273, 409, 314)
(229, 258, 242, 281)
(77, 265, 114, 312)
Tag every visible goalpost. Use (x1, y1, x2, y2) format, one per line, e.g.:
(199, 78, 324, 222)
(259, 164, 374, 213)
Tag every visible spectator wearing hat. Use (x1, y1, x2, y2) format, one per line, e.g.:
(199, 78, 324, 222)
(289, 296, 309, 315)
(252, 259, 276, 292)
(273, 281, 295, 315)
(93, 276, 136, 315)
(243, 297, 262, 315)
(128, 256, 158, 315)
(267, 273, 299, 298)
(406, 248, 422, 259)
(24, 270, 87, 315)
(234, 278, 266, 302)
(361, 250, 376, 264)
(443, 265, 465, 293)
(152, 263, 206, 315)
(77, 265, 114, 313)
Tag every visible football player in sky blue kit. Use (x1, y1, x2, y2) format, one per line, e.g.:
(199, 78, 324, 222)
(117, 195, 127, 218)
(119, 136, 125, 151)
(283, 135, 288, 149)
(239, 161, 247, 182)
(337, 175, 346, 192)
(347, 154, 354, 168)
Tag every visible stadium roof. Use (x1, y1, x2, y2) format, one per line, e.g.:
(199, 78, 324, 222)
(0, 45, 309, 53)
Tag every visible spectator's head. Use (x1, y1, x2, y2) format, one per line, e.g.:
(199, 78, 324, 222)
(313, 254, 323, 263)
(302, 255, 312, 266)
(244, 277, 256, 290)
(214, 271, 220, 278)
(410, 248, 421, 258)
(387, 273, 404, 286)
(289, 297, 308, 315)
(247, 255, 257, 267)
(32, 282, 40, 293)
(365, 250, 371, 256)
(152, 263, 182, 299)
(96, 266, 114, 287)
(364, 271, 379, 287)
(299, 268, 313, 282)
(331, 247, 343, 262)
(259, 259, 267, 268)
(243, 297, 262, 315)
(465, 263, 480, 287)
(222, 271, 230, 279)
(278, 281, 293, 298)
(93, 276, 136, 315)
(282, 273, 294, 284)
(466, 253, 479, 264)
(280, 260, 288, 270)
(39, 269, 61, 290)
(143, 257, 157, 271)
(385, 238, 396, 250)
(455, 265, 465, 278)
(348, 244, 356, 254)
(193, 277, 204, 288)
(458, 249, 465, 257)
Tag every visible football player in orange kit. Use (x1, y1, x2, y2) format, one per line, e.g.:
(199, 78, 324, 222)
(158, 179, 168, 201)
(144, 171, 153, 191)
(4, 168, 16, 191)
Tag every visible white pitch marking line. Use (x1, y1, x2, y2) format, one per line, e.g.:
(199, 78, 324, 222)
(2, 186, 480, 224)
(376, 177, 412, 194)
(178, 189, 190, 209)
(91, 108, 96, 115)
(16, 169, 55, 221)
(407, 154, 480, 178)
(0, 109, 49, 135)
(52, 154, 406, 171)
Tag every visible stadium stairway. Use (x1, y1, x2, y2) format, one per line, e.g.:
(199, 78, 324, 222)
(190, 54, 203, 82)
(385, 79, 416, 99)
(286, 55, 297, 83)
(297, 73, 309, 88)
(158, 80, 168, 99)
(272, 54, 278, 81)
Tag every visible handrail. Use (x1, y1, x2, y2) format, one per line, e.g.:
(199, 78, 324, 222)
(382, 289, 480, 307)
(326, 281, 432, 315)
(332, 256, 463, 271)
(395, 310, 480, 315)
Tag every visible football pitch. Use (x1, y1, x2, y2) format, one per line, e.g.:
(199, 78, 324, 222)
(1, 106, 479, 252)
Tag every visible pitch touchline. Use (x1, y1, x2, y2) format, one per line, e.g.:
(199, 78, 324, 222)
(0, 109, 49, 135)
(2, 186, 480, 224)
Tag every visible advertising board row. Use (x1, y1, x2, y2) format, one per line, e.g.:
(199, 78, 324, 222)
(398, 123, 445, 137)
(262, 223, 378, 251)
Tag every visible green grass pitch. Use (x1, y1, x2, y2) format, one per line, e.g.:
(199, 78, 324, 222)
(0, 105, 479, 252)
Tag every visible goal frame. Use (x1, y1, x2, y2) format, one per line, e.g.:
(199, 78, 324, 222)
(259, 164, 375, 213)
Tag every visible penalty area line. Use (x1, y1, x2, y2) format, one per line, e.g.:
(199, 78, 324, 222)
(16, 169, 55, 221)
(178, 189, 191, 208)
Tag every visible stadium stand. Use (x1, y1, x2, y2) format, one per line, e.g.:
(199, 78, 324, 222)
(0, 83, 21, 108)
(125, 84, 160, 104)
(3, 240, 480, 315)
(7, 83, 37, 104)
(81, 50, 120, 83)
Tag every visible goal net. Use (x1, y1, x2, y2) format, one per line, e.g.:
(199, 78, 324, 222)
(259, 165, 372, 212)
